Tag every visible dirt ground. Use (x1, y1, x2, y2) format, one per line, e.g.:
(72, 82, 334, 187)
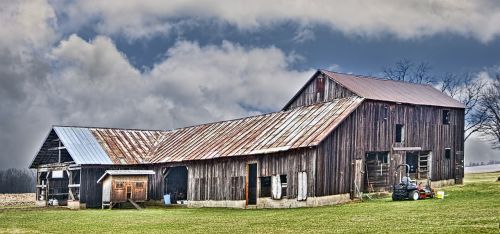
(0, 193, 35, 207)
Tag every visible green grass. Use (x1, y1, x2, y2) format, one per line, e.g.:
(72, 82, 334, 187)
(1, 172, 499, 233)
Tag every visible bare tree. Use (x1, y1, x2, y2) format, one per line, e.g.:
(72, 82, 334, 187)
(413, 62, 433, 84)
(479, 75, 500, 148)
(440, 72, 488, 141)
(383, 59, 487, 142)
(383, 59, 433, 84)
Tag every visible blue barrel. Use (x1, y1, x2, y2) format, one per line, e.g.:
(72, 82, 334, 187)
(163, 194, 171, 205)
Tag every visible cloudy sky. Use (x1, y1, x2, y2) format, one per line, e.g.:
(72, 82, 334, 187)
(1, 0, 499, 169)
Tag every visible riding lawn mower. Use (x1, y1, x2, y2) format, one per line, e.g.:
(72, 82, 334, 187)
(392, 164, 435, 201)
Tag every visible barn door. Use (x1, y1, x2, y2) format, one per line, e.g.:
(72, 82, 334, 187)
(246, 163, 257, 206)
(297, 172, 307, 201)
(353, 159, 363, 199)
(126, 184, 132, 200)
(455, 151, 464, 184)
(113, 181, 127, 202)
(133, 181, 146, 201)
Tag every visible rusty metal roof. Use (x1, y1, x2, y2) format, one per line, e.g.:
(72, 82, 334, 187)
(38, 96, 362, 165)
(149, 96, 363, 163)
(321, 70, 465, 108)
(91, 128, 164, 164)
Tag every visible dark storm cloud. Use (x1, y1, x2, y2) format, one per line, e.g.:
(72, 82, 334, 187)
(1, 0, 500, 170)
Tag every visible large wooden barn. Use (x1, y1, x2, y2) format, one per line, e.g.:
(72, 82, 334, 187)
(30, 70, 465, 209)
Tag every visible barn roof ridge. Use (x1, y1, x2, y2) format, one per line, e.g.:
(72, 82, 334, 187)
(319, 69, 437, 87)
(284, 69, 465, 109)
(51, 124, 168, 132)
(52, 96, 358, 135)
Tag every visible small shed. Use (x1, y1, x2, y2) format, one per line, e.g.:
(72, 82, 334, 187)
(97, 170, 155, 209)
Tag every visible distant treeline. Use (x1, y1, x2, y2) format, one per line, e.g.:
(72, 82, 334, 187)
(0, 168, 36, 193)
(467, 160, 500, 167)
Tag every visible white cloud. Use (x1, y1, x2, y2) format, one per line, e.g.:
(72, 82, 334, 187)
(49, 36, 309, 127)
(53, 0, 500, 42)
(0, 28, 311, 168)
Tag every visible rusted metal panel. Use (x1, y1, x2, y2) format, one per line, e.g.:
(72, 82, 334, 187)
(91, 128, 164, 165)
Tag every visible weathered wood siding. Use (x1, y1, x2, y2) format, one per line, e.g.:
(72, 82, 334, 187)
(315, 100, 465, 196)
(285, 73, 357, 110)
(187, 148, 316, 201)
(315, 107, 357, 196)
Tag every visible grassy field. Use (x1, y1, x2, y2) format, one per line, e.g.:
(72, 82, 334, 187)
(0, 172, 498, 233)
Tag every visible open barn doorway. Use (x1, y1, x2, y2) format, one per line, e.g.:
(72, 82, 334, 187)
(364, 152, 390, 192)
(164, 166, 188, 204)
(405, 151, 431, 180)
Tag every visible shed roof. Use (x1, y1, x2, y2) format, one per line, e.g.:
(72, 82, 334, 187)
(97, 170, 155, 183)
(321, 70, 465, 108)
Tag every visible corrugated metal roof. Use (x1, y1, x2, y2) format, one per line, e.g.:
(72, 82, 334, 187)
(90, 128, 164, 165)
(41, 96, 362, 165)
(53, 127, 113, 165)
(97, 170, 155, 183)
(149, 96, 363, 163)
(321, 70, 465, 108)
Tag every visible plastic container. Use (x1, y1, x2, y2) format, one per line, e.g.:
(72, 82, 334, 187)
(436, 191, 445, 199)
(163, 194, 171, 205)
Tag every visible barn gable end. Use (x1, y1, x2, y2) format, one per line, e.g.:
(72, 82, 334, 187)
(283, 71, 357, 110)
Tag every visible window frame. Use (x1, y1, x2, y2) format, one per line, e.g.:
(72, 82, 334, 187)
(445, 148, 452, 159)
(395, 124, 405, 143)
(259, 176, 272, 198)
(442, 109, 450, 125)
(115, 181, 124, 189)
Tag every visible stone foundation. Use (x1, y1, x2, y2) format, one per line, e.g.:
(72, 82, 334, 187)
(188, 200, 246, 209)
(67, 200, 85, 209)
(35, 200, 47, 207)
(430, 179, 455, 188)
(187, 193, 351, 209)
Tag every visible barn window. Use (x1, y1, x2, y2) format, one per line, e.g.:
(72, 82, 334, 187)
(395, 124, 405, 143)
(260, 176, 272, 197)
(383, 105, 389, 120)
(280, 175, 288, 198)
(136, 182, 144, 188)
(316, 76, 325, 93)
(379, 153, 388, 164)
(442, 110, 450, 125)
(115, 182, 124, 189)
(271, 174, 288, 199)
(445, 148, 451, 159)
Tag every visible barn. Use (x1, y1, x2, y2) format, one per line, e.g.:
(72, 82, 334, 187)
(29, 70, 465, 209)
